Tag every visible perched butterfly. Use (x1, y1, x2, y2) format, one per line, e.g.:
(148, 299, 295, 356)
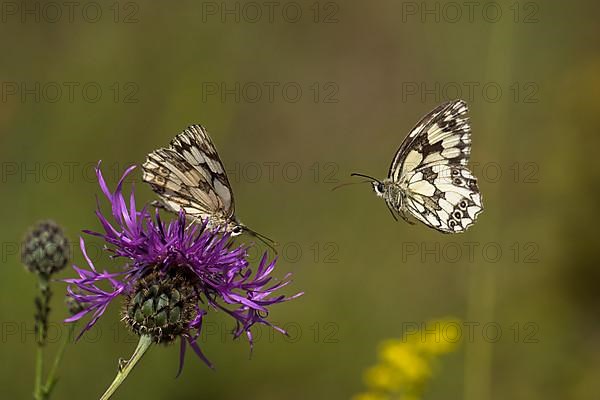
(348, 99, 483, 233)
(142, 124, 276, 247)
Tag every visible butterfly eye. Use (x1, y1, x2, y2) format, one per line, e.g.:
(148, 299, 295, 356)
(231, 226, 243, 235)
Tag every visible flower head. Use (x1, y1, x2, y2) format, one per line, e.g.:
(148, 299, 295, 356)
(66, 163, 301, 371)
(22, 220, 70, 277)
(354, 318, 462, 400)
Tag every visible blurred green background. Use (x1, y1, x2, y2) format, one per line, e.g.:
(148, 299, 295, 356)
(1, 0, 599, 399)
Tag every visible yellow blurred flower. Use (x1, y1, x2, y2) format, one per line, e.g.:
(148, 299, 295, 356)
(379, 341, 431, 382)
(352, 392, 391, 400)
(364, 364, 402, 391)
(352, 317, 462, 400)
(415, 318, 461, 356)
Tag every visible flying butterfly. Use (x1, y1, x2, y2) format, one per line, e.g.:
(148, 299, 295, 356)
(347, 99, 483, 233)
(142, 124, 276, 248)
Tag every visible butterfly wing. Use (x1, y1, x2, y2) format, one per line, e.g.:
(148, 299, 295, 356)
(401, 164, 483, 233)
(387, 100, 483, 233)
(389, 100, 471, 181)
(142, 125, 235, 221)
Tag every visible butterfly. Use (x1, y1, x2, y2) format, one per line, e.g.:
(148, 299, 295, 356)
(142, 124, 276, 247)
(349, 99, 483, 233)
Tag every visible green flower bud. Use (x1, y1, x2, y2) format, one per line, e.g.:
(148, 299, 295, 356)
(21, 220, 70, 276)
(65, 289, 88, 316)
(123, 271, 197, 344)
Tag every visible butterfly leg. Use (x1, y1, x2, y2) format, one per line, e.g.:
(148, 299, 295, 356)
(184, 214, 202, 231)
(385, 202, 399, 221)
(150, 200, 167, 210)
(384, 194, 414, 224)
(399, 209, 415, 225)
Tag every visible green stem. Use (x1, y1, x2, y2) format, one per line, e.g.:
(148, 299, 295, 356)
(464, 15, 514, 400)
(99, 335, 153, 400)
(35, 345, 44, 400)
(34, 276, 51, 400)
(42, 324, 75, 396)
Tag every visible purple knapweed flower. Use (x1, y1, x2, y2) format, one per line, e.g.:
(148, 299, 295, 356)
(65, 163, 301, 373)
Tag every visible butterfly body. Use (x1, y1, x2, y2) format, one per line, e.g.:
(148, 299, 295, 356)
(356, 99, 483, 233)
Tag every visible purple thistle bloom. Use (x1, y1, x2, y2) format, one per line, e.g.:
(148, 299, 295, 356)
(66, 163, 302, 372)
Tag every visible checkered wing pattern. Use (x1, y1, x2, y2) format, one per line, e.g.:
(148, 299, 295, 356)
(388, 100, 483, 233)
(142, 125, 235, 224)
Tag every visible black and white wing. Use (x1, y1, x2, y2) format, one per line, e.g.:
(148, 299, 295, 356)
(388, 100, 483, 233)
(142, 125, 235, 222)
(401, 164, 483, 233)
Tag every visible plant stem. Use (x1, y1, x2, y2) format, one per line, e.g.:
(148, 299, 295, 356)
(34, 276, 51, 400)
(42, 324, 75, 396)
(35, 345, 44, 400)
(464, 16, 514, 400)
(99, 335, 153, 400)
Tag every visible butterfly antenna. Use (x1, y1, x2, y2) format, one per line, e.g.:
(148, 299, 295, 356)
(331, 180, 372, 191)
(350, 172, 381, 183)
(245, 228, 278, 254)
